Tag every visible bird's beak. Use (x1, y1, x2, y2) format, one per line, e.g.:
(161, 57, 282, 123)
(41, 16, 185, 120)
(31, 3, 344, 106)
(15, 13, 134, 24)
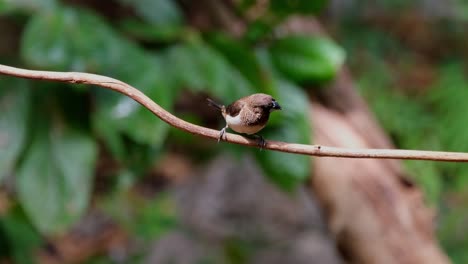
(272, 101, 282, 110)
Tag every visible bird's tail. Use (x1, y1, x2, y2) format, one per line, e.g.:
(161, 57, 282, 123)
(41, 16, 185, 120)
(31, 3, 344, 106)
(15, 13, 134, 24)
(206, 98, 223, 111)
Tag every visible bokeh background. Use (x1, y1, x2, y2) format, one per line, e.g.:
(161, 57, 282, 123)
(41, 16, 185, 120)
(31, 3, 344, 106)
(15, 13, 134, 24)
(0, 0, 467, 263)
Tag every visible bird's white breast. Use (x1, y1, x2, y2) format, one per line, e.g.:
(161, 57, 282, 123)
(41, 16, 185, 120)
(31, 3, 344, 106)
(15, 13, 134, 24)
(225, 112, 264, 135)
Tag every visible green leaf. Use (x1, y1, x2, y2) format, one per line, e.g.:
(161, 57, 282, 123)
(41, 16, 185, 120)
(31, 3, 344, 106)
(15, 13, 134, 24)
(92, 94, 126, 159)
(21, 7, 117, 71)
(120, 19, 184, 42)
(270, 35, 345, 84)
(270, 0, 327, 16)
(207, 33, 270, 90)
(21, 7, 175, 151)
(0, 0, 56, 13)
(93, 56, 174, 153)
(164, 42, 255, 102)
(255, 80, 311, 189)
(17, 115, 97, 234)
(117, 0, 184, 42)
(0, 79, 31, 181)
(117, 0, 183, 27)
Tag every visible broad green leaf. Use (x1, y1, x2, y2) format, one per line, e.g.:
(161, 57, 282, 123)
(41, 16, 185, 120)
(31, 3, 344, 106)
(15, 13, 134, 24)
(0, 79, 30, 181)
(255, 80, 311, 189)
(92, 104, 125, 159)
(117, 0, 183, 27)
(207, 33, 270, 90)
(21, 7, 174, 151)
(21, 7, 151, 74)
(0, 0, 56, 13)
(117, 0, 184, 42)
(270, 35, 345, 84)
(270, 0, 327, 16)
(94, 56, 174, 148)
(17, 116, 97, 234)
(120, 19, 184, 42)
(21, 7, 118, 71)
(164, 42, 255, 102)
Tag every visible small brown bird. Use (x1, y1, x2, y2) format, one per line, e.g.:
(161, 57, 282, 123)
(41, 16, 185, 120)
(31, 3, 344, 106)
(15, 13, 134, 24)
(207, 93, 282, 146)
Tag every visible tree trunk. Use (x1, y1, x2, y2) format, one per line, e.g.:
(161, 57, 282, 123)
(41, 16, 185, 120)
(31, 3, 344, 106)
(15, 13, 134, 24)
(310, 69, 450, 264)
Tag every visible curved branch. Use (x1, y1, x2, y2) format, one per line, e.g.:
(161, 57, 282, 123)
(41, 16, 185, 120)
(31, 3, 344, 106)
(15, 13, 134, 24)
(1, 63, 467, 162)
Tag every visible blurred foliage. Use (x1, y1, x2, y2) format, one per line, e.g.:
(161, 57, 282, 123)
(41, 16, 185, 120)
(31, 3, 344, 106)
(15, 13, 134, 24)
(0, 206, 42, 264)
(338, 16, 468, 263)
(0, 80, 30, 181)
(0, 0, 343, 262)
(269, 0, 327, 16)
(4, 0, 468, 263)
(270, 35, 345, 84)
(452, 0, 468, 20)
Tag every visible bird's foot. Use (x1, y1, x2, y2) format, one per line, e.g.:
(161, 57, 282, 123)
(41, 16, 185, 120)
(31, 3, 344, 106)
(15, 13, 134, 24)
(251, 134, 267, 150)
(218, 127, 227, 143)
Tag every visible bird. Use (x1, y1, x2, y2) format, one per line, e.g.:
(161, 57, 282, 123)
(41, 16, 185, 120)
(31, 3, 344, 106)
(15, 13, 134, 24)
(206, 93, 282, 147)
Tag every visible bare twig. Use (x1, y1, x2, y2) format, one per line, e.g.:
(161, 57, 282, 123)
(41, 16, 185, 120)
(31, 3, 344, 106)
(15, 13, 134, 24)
(1, 64, 467, 162)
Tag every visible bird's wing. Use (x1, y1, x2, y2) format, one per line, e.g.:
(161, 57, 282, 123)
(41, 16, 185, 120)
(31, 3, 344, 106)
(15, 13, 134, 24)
(225, 100, 244, 117)
(241, 106, 265, 126)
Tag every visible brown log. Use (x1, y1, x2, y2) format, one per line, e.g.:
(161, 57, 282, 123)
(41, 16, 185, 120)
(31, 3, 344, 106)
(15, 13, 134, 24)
(310, 69, 450, 264)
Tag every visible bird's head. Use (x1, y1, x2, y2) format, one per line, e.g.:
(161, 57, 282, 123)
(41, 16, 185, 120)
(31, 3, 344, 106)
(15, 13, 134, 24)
(249, 93, 282, 112)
